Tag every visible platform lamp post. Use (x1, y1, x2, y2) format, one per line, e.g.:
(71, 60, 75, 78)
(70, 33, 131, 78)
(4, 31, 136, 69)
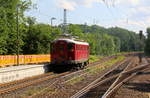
(51, 17, 56, 37)
(50, 17, 56, 62)
(16, 4, 20, 66)
(51, 17, 56, 27)
(50, 17, 56, 39)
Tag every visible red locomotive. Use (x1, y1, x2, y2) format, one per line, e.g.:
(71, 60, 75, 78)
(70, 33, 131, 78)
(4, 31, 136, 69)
(51, 37, 89, 69)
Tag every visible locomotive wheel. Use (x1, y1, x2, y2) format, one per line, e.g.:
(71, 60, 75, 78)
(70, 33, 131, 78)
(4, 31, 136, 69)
(80, 63, 85, 69)
(84, 62, 87, 66)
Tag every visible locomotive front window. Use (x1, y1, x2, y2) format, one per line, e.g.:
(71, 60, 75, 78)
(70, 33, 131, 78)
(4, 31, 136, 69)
(59, 45, 64, 51)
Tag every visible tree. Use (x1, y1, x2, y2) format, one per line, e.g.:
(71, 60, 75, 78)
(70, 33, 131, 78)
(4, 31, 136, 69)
(107, 27, 144, 52)
(0, 0, 32, 54)
(23, 23, 62, 54)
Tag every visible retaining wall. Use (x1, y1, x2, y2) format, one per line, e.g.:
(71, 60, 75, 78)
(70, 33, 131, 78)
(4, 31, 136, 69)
(0, 64, 49, 84)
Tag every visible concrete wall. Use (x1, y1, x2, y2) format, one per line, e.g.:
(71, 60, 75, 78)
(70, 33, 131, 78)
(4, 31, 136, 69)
(0, 64, 49, 84)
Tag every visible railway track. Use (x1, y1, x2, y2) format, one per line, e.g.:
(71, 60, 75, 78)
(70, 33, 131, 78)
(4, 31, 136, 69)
(0, 55, 117, 96)
(0, 72, 69, 95)
(71, 56, 150, 98)
(28, 56, 129, 98)
(102, 58, 150, 98)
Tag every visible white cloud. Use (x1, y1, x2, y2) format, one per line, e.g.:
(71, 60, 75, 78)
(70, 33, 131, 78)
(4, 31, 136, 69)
(31, 0, 38, 4)
(55, 0, 149, 32)
(130, 6, 150, 14)
(113, 0, 150, 32)
(57, 0, 77, 10)
(130, 0, 140, 6)
(56, 0, 105, 10)
(115, 0, 140, 6)
(31, 0, 150, 32)
(82, 0, 103, 7)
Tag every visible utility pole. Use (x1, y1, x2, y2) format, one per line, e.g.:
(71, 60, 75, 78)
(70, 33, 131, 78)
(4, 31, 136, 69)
(63, 9, 67, 33)
(16, 4, 19, 66)
(64, 9, 67, 25)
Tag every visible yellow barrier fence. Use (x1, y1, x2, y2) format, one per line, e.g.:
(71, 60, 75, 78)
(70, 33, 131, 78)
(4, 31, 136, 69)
(0, 54, 50, 67)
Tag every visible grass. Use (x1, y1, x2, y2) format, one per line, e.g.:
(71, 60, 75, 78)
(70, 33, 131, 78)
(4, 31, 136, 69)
(20, 88, 43, 97)
(66, 76, 85, 85)
(115, 52, 129, 55)
(84, 65, 105, 75)
(65, 55, 126, 86)
(43, 88, 57, 94)
(21, 87, 57, 97)
(66, 56, 126, 85)
(89, 52, 127, 63)
(89, 55, 103, 63)
(84, 56, 126, 75)
(102, 56, 125, 66)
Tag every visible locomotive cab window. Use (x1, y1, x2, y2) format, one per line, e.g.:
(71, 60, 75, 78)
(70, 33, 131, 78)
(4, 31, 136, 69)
(59, 45, 64, 51)
(68, 43, 74, 51)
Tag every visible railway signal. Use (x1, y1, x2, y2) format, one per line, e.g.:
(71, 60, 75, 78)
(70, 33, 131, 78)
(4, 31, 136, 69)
(139, 30, 143, 40)
(139, 30, 143, 63)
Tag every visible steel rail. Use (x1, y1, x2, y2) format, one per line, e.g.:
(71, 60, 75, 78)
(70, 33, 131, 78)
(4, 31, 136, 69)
(102, 58, 136, 98)
(83, 60, 150, 98)
(28, 56, 118, 98)
(102, 67, 150, 98)
(0, 55, 115, 95)
(27, 55, 121, 98)
(0, 72, 69, 94)
(70, 58, 132, 98)
(102, 58, 150, 98)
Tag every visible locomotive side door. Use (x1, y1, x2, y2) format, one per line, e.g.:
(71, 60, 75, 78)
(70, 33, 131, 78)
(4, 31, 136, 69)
(56, 41, 68, 63)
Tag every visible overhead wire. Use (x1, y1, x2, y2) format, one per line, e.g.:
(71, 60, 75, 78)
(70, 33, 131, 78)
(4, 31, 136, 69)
(102, 0, 121, 27)
(102, 0, 147, 29)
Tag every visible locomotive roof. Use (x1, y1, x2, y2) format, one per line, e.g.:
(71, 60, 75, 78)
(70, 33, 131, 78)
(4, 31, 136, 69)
(53, 38, 89, 45)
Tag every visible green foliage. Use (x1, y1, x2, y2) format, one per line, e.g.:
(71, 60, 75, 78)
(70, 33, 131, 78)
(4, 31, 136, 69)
(23, 24, 52, 54)
(0, 0, 31, 54)
(84, 55, 125, 75)
(89, 55, 103, 63)
(103, 56, 125, 66)
(108, 27, 145, 52)
(0, 0, 146, 55)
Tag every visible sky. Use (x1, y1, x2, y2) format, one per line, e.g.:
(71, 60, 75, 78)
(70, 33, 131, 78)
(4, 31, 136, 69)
(26, 0, 150, 33)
